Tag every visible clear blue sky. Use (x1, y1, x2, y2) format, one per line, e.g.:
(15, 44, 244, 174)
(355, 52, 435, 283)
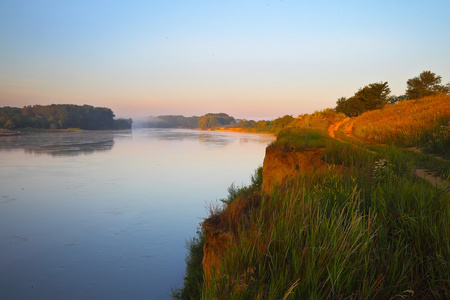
(1, 0, 449, 120)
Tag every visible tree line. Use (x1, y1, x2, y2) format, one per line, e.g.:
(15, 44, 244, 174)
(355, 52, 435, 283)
(139, 113, 237, 130)
(0, 104, 132, 130)
(139, 112, 295, 133)
(335, 70, 449, 117)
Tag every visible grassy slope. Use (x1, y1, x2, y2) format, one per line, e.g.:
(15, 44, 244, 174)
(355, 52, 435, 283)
(352, 94, 450, 158)
(174, 100, 450, 299)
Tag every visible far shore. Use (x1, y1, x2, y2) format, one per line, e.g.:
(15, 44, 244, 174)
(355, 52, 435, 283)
(0, 129, 26, 136)
(206, 127, 275, 135)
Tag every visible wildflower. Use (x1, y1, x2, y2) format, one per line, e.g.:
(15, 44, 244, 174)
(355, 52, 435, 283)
(372, 158, 396, 185)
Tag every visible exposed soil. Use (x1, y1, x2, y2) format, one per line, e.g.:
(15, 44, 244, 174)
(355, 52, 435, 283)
(414, 169, 450, 192)
(327, 118, 349, 141)
(261, 146, 328, 194)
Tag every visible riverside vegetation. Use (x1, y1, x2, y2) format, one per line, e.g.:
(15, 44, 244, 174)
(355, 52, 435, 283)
(0, 104, 132, 130)
(173, 94, 450, 299)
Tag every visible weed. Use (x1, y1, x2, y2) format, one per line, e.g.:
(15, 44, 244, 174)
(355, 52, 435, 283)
(371, 158, 396, 185)
(171, 227, 205, 300)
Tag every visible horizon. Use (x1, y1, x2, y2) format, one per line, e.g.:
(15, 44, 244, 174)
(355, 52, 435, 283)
(1, 1, 450, 121)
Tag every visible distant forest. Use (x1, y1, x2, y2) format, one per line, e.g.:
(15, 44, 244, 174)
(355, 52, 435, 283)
(139, 112, 295, 133)
(140, 113, 237, 130)
(0, 104, 132, 130)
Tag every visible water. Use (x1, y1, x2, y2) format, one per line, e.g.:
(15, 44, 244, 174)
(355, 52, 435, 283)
(0, 129, 274, 299)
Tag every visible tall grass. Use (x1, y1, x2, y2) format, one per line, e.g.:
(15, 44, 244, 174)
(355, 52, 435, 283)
(175, 114, 449, 299)
(171, 227, 205, 300)
(352, 95, 450, 157)
(271, 129, 328, 152)
(201, 140, 449, 299)
(293, 109, 346, 133)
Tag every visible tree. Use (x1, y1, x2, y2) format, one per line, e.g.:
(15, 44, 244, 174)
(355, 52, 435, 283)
(406, 71, 449, 99)
(270, 115, 294, 131)
(335, 82, 391, 117)
(198, 113, 236, 130)
(0, 104, 128, 130)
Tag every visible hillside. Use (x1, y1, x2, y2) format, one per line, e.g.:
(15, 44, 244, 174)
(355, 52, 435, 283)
(173, 97, 450, 299)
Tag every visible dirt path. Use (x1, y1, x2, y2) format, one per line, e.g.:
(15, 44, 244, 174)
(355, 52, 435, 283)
(414, 169, 450, 192)
(327, 118, 350, 141)
(327, 119, 449, 193)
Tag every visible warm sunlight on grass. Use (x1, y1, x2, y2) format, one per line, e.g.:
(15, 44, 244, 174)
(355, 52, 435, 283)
(293, 108, 346, 133)
(352, 95, 450, 155)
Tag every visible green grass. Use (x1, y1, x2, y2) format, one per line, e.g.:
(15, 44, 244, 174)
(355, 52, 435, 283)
(175, 129, 450, 299)
(271, 129, 328, 152)
(171, 227, 205, 300)
(203, 147, 449, 298)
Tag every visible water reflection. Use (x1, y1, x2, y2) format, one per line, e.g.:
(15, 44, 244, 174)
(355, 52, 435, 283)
(138, 128, 273, 148)
(139, 128, 234, 147)
(23, 140, 115, 156)
(0, 129, 273, 156)
(0, 128, 275, 299)
(0, 131, 125, 156)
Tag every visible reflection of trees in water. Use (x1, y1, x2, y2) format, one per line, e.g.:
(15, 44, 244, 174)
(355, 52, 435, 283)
(239, 136, 274, 145)
(23, 140, 115, 156)
(148, 129, 274, 147)
(197, 134, 232, 147)
(0, 131, 122, 156)
(149, 129, 233, 147)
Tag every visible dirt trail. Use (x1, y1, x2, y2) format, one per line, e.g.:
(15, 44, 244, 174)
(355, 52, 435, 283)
(327, 118, 350, 141)
(327, 119, 449, 193)
(414, 169, 450, 192)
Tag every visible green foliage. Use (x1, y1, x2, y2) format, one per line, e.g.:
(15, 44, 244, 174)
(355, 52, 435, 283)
(236, 115, 294, 133)
(371, 158, 396, 185)
(114, 118, 133, 129)
(198, 113, 236, 130)
(173, 167, 263, 299)
(417, 120, 450, 159)
(221, 167, 263, 205)
(336, 82, 391, 116)
(203, 147, 449, 299)
(271, 129, 327, 151)
(179, 135, 449, 299)
(0, 104, 131, 130)
(140, 115, 200, 128)
(322, 138, 376, 169)
(406, 70, 449, 99)
(271, 115, 294, 132)
(171, 227, 205, 300)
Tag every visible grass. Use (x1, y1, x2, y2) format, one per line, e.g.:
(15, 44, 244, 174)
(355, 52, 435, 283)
(171, 228, 205, 300)
(352, 94, 450, 158)
(174, 99, 450, 299)
(200, 140, 449, 299)
(271, 129, 328, 152)
(293, 109, 346, 133)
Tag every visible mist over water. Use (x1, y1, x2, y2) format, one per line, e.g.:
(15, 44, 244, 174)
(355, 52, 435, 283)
(0, 129, 274, 300)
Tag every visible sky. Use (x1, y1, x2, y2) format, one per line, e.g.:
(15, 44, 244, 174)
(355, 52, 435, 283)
(1, 0, 450, 120)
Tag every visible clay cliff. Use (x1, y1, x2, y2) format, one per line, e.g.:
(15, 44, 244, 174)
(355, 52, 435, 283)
(261, 146, 328, 194)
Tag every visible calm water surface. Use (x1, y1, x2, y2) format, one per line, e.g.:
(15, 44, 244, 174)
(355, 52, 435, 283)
(0, 129, 274, 299)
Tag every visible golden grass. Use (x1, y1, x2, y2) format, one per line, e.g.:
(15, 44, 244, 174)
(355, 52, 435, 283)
(352, 94, 450, 146)
(293, 108, 346, 133)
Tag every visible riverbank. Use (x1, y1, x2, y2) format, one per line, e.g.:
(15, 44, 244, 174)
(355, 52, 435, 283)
(173, 99, 450, 299)
(0, 129, 25, 136)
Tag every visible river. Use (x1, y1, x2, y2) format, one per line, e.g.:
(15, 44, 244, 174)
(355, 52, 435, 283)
(0, 128, 274, 300)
